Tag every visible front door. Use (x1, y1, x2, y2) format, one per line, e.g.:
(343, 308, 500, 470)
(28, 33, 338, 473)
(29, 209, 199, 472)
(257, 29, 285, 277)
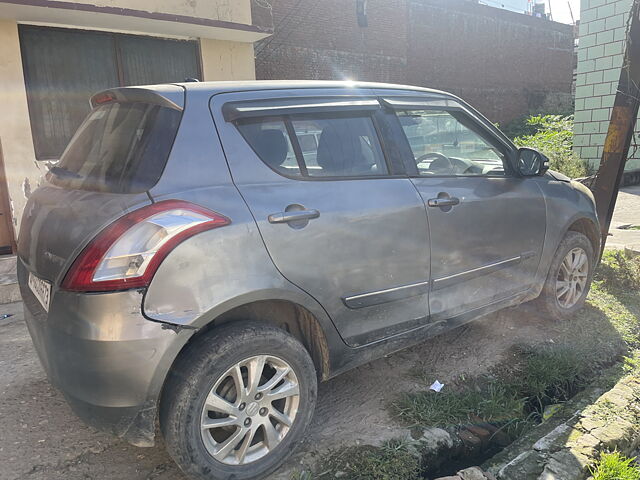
(213, 93, 431, 347)
(391, 104, 546, 320)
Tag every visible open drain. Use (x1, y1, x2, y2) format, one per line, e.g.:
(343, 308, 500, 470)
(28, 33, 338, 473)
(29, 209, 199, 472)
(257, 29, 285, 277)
(420, 424, 508, 479)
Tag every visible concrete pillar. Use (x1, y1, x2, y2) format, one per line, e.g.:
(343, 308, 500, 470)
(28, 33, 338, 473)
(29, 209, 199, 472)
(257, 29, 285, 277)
(0, 20, 44, 235)
(200, 39, 256, 81)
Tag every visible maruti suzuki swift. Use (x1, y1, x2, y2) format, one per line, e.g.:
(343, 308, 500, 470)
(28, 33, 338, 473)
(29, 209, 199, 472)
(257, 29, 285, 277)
(18, 81, 599, 480)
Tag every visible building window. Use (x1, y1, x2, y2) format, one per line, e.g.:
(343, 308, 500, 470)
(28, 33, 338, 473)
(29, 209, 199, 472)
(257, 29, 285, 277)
(19, 25, 200, 160)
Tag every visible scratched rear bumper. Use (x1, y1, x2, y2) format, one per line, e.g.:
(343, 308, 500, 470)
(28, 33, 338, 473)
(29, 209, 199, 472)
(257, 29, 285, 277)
(18, 257, 193, 446)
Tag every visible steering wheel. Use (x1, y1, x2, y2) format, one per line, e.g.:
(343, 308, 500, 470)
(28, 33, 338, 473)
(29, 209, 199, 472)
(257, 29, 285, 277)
(416, 152, 453, 175)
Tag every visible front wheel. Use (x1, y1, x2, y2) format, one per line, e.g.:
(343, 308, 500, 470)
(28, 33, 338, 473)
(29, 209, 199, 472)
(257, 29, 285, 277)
(536, 231, 595, 321)
(161, 321, 317, 480)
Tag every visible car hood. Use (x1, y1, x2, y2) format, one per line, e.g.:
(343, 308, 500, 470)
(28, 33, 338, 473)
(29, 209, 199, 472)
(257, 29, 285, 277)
(545, 169, 572, 182)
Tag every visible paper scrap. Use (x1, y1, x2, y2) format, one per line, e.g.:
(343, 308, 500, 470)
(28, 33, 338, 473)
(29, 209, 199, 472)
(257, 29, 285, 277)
(429, 380, 444, 392)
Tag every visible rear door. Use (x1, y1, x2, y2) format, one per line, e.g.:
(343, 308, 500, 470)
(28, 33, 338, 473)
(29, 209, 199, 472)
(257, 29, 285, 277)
(383, 94, 546, 320)
(212, 90, 431, 347)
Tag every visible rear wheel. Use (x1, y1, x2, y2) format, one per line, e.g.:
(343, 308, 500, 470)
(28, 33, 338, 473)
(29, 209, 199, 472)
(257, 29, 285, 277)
(536, 231, 594, 321)
(161, 322, 317, 480)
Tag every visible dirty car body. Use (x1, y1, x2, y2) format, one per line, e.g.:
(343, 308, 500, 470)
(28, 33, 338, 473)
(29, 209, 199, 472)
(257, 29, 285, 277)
(18, 81, 600, 479)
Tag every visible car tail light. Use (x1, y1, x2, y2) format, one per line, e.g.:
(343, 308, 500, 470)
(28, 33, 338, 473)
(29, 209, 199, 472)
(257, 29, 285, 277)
(62, 200, 230, 292)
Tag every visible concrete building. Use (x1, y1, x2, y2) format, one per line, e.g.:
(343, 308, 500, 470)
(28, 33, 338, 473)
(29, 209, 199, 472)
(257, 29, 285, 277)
(0, 0, 271, 253)
(574, 0, 639, 172)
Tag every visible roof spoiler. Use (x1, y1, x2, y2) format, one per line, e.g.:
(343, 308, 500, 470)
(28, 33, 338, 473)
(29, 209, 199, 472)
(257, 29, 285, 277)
(90, 85, 185, 111)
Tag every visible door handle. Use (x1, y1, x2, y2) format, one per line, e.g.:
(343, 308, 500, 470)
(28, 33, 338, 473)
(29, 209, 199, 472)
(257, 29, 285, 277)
(427, 197, 460, 207)
(268, 209, 320, 224)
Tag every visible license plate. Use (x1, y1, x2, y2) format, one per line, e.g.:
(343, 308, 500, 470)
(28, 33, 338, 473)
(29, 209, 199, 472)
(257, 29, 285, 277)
(28, 273, 51, 312)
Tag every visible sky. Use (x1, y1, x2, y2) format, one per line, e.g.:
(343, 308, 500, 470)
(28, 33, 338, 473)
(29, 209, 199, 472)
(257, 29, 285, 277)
(548, 0, 581, 24)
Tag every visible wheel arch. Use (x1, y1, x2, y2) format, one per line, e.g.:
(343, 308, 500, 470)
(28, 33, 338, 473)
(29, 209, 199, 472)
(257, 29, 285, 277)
(191, 299, 332, 382)
(158, 290, 337, 402)
(565, 216, 600, 256)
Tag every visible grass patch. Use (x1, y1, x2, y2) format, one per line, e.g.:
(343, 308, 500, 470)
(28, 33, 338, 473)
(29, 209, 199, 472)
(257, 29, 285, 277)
(501, 345, 592, 416)
(293, 440, 421, 480)
(394, 344, 597, 432)
(596, 250, 640, 293)
(394, 381, 524, 428)
(590, 452, 640, 480)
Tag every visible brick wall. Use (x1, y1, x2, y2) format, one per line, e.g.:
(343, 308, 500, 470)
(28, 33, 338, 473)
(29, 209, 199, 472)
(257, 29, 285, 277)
(254, 0, 408, 85)
(254, 0, 575, 125)
(574, 0, 640, 171)
(406, 0, 574, 123)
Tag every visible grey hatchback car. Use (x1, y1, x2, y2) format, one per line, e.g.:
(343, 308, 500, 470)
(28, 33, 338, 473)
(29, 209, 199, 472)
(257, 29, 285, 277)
(19, 81, 599, 480)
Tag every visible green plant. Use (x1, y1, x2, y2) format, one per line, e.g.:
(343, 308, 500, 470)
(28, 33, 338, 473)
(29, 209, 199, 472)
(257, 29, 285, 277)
(590, 451, 640, 480)
(393, 379, 525, 428)
(290, 471, 314, 480)
(500, 115, 541, 139)
(596, 250, 640, 293)
(513, 114, 591, 178)
(505, 345, 593, 412)
(309, 440, 422, 480)
(394, 344, 598, 430)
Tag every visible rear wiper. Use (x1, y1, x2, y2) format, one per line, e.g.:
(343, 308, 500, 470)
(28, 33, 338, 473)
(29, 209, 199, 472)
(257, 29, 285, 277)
(48, 166, 83, 179)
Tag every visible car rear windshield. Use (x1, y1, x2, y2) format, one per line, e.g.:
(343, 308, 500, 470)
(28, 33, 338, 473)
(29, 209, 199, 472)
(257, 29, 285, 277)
(47, 101, 181, 193)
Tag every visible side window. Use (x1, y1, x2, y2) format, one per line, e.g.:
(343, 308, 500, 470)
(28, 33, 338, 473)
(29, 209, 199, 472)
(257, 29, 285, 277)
(236, 118, 300, 176)
(290, 116, 388, 177)
(236, 114, 388, 178)
(396, 109, 507, 177)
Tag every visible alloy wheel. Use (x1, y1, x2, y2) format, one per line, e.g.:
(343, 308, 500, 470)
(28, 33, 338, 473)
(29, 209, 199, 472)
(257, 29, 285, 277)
(556, 247, 589, 309)
(200, 355, 300, 465)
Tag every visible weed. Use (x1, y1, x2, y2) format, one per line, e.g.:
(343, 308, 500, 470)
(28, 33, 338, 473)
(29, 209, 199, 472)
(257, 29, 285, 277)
(513, 115, 592, 178)
(393, 379, 525, 428)
(290, 471, 314, 480)
(596, 250, 640, 293)
(590, 451, 640, 480)
(504, 344, 595, 414)
(306, 440, 421, 480)
(623, 351, 640, 374)
(587, 286, 640, 348)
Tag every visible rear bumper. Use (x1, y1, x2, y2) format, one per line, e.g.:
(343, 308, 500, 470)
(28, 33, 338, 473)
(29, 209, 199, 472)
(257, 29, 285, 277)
(18, 258, 194, 446)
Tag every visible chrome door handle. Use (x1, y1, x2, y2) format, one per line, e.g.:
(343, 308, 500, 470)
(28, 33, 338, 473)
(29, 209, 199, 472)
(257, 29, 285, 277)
(268, 209, 320, 224)
(427, 197, 460, 207)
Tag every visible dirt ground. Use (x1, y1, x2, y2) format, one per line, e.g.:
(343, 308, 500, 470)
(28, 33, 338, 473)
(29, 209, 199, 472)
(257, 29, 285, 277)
(2, 186, 638, 480)
(1, 301, 563, 480)
(607, 185, 640, 250)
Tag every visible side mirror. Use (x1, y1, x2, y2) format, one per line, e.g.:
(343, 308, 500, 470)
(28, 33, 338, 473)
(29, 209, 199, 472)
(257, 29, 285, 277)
(516, 147, 549, 176)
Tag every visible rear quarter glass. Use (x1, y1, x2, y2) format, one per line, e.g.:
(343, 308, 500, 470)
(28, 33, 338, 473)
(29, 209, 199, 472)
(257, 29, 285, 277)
(47, 101, 181, 194)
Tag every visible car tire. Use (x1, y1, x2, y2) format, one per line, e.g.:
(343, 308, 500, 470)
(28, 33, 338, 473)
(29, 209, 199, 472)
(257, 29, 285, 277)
(536, 231, 595, 321)
(160, 321, 317, 480)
